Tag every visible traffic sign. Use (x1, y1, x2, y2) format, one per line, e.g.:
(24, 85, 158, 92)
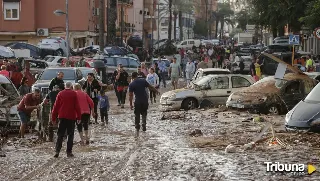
(314, 27, 320, 40)
(289, 35, 300, 45)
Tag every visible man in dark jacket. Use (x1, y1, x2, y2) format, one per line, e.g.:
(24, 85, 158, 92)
(49, 72, 65, 91)
(115, 64, 129, 108)
(52, 82, 81, 158)
(137, 66, 146, 78)
(112, 64, 122, 106)
(239, 60, 245, 74)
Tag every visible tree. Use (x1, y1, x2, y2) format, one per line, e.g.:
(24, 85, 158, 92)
(216, 3, 234, 38)
(300, 0, 320, 30)
(235, 10, 254, 30)
(193, 19, 208, 37)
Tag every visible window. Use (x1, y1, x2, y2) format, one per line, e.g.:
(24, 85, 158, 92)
(189, 41, 195, 45)
(4, 2, 20, 20)
(211, 77, 229, 89)
(40, 70, 75, 80)
(115, 58, 129, 67)
(128, 59, 140, 68)
(231, 76, 251, 88)
(29, 61, 47, 69)
(57, 58, 63, 63)
(181, 41, 187, 45)
(284, 81, 301, 94)
(76, 70, 83, 80)
(104, 57, 116, 66)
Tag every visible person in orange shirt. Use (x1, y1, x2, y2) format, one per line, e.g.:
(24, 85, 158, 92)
(0, 65, 10, 78)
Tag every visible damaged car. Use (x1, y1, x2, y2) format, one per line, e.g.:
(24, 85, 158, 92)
(160, 74, 255, 111)
(285, 82, 320, 132)
(0, 75, 23, 130)
(226, 73, 317, 114)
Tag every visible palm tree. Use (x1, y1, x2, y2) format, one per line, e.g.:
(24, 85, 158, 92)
(215, 3, 234, 38)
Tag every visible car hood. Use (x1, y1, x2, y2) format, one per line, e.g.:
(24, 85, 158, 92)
(286, 101, 320, 127)
(162, 88, 196, 99)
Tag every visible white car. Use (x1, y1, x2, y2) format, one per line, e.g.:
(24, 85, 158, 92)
(0, 75, 24, 129)
(45, 56, 66, 67)
(38, 37, 68, 56)
(193, 68, 231, 81)
(176, 39, 201, 50)
(160, 74, 255, 110)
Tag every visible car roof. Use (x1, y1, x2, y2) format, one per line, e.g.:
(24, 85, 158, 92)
(0, 74, 11, 84)
(199, 68, 230, 72)
(78, 67, 94, 70)
(46, 67, 78, 70)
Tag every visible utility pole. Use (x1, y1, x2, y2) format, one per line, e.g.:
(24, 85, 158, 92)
(120, 2, 124, 47)
(142, 0, 145, 49)
(66, 0, 69, 61)
(187, 12, 190, 39)
(157, 3, 160, 50)
(106, 0, 109, 45)
(151, 0, 154, 56)
(99, 0, 105, 52)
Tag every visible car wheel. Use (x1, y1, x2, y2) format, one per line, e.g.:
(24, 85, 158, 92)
(268, 105, 280, 115)
(56, 49, 64, 56)
(182, 98, 198, 110)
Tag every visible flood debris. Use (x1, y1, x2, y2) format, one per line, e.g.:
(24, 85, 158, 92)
(160, 111, 187, 120)
(225, 144, 237, 153)
(189, 129, 203, 137)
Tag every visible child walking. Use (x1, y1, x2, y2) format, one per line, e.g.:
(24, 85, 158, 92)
(98, 90, 110, 125)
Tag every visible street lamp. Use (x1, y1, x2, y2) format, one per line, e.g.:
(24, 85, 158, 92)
(54, 0, 69, 63)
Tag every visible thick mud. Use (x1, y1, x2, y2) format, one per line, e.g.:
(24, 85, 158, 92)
(1, 82, 320, 180)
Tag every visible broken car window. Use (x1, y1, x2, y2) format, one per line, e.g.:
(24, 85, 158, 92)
(231, 76, 251, 88)
(284, 81, 300, 94)
(212, 77, 229, 89)
(194, 76, 212, 86)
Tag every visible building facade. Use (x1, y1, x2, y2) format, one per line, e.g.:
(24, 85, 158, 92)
(0, 0, 103, 48)
(195, 0, 218, 38)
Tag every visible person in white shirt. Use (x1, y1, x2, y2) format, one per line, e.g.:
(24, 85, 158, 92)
(185, 58, 196, 87)
(146, 67, 159, 104)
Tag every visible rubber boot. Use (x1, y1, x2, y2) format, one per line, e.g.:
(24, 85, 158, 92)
(79, 132, 85, 145)
(84, 130, 90, 145)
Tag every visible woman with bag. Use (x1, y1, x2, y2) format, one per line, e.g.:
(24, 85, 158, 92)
(82, 73, 101, 124)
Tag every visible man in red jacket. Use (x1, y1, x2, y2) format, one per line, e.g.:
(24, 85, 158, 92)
(51, 81, 81, 158)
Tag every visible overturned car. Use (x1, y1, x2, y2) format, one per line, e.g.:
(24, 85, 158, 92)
(226, 73, 317, 115)
(285, 82, 320, 132)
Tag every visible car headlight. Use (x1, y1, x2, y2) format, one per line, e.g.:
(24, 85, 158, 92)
(285, 110, 293, 123)
(168, 94, 176, 100)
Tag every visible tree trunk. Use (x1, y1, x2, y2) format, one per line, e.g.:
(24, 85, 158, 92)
(108, 0, 117, 45)
(215, 17, 219, 38)
(168, 0, 172, 42)
(179, 11, 183, 41)
(173, 11, 177, 40)
(278, 26, 285, 36)
(272, 26, 277, 38)
(99, 0, 105, 50)
(220, 16, 225, 39)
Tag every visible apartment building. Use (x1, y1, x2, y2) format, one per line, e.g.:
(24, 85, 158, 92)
(0, 0, 104, 48)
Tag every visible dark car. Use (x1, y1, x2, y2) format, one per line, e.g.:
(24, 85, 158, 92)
(226, 73, 317, 115)
(127, 35, 143, 50)
(285, 82, 320, 132)
(31, 67, 86, 96)
(5, 42, 42, 59)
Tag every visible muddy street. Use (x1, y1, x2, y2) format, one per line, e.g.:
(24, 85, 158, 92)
(1, 84, 320, 180)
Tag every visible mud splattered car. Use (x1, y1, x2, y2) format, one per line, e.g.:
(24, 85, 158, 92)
(160, 74, 255, 110)
(226, 73, 317, 115)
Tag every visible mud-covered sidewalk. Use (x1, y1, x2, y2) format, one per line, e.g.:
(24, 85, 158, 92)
(1, 87, 320, 180)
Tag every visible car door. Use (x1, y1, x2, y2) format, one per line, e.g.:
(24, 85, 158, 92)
(280, 80, 305, 110)
(231, 76, 252, 92)
(203, 76, 231, 105)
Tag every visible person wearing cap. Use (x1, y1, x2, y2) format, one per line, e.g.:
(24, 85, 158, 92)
(52, 82, 81, 158)
(114, 64, 129, 108)
(49, 72, 65, 91)
(129, 72, 159, 136)
(17, 89, 41, 138)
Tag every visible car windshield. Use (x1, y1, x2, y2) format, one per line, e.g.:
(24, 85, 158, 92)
(203, 71, 230, 75)
(0, 83, 18, 98)
(105, 47, 126, 55)
(252, 76, 287, 89)
(39, 69, 75, 80)
(194, 76, 212, 86)
(79, 69, 93, 77)
(305, 83, 320, 102)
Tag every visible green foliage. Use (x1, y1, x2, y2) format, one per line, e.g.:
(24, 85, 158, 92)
(300, 0, 320, 30)
(193, 19, 208, 37)
(235, 10, 255, 30)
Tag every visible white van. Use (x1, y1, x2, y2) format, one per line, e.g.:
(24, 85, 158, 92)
(176, 39, 201, 50)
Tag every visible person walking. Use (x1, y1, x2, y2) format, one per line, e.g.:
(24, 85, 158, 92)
(82, 73, 101, 124)
(239, 59, 245, 74)
(52, 82, 81, 158)
(137, 66, 147, 78)
(157, 57, 167, 88)
(306, 55, 314, 72)
(17, 89, 41, 138)
(146, 67, 159, 104)
(98, 90, 110, 125)
(115, 64, 129, 108)
(249, 59, 256, 81)
(112, 64, 122, 106)
(254, 58, 262, 81)
(154, 62, 161, 84)
(185, 58, 195, 87)
(129, 72, 160, 136)
(73, 83, 94, 145)
(140, 62, 148, 76)
(18, 77, 30, 97)
(169, 57, 181, 90)
(49, 72, 65, 91)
